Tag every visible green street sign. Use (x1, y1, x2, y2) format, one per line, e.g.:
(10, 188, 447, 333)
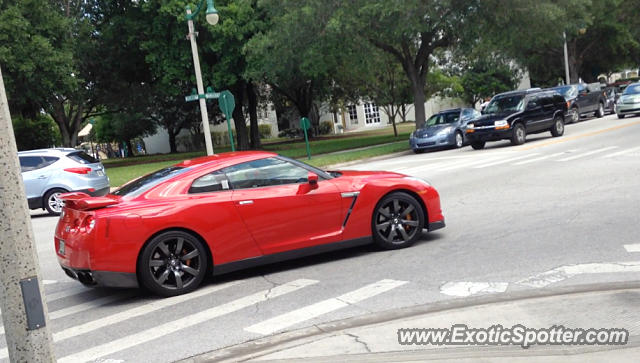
(219, 90, 236, 152)
(185, 94, 199, 102)
(205, 92, 220, 99)
(300, 117, 311, 160)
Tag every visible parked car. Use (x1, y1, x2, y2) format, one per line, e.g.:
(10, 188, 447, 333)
(55, 151, 445, 296)
(616, 82, 640, 119)
(550, 83, 606, 123)
(465, 89, 566, 149)
(603, 86, 619, 114)
(409, 108, 481, 153)
(19, 148, 109, 215)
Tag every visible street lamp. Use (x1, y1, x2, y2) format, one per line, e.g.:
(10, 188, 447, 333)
(185, 0, 219, 156)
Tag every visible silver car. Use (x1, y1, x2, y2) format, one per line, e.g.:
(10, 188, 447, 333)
(18, 148, 110, 215)
(616, 83, 640, 119)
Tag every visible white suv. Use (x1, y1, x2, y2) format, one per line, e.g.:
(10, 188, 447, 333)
(18, 148, 110, 215)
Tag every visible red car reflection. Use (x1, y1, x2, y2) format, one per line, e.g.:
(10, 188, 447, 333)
(55, 151, 444, 296)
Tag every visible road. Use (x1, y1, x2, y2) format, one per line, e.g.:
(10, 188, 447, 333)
(1, 113, 639, 362)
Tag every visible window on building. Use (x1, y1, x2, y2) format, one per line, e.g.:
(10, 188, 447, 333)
(364, 103, 381, 124)
(347, 105, 358, 124)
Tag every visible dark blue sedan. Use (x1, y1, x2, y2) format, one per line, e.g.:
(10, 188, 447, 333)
(409, 108, 481, 153)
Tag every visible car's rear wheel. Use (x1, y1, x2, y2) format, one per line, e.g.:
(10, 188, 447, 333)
(510, 123, 526, 145)
(596, 103, 605, 118)
(570, 107, 579, 123)
(372, 192, 424, 250)
(471, 141, 485, 150)
(550, 115, 564, 137)
(413, 149, 424, 154)
(139, 231, 208, 297)
(44, 188, 67, 215)
(454, 132, 464, 148)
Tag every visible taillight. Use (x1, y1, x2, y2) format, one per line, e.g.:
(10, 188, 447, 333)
(64, 167, 92, 174)
(80, 216, 95, 232)
(566, 101, 570, 109)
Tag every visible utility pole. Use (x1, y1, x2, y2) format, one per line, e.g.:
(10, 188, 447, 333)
(563, 31, 570, 85)
(0, 67, 56, 361)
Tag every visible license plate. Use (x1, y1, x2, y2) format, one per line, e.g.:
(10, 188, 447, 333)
(58, 240, 65, 255)
(96, 170, 105, 176)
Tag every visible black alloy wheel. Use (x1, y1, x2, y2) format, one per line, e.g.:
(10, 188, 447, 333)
(139, 231, 208, 297)
(511, 123, 526, 145)
(550, 115, 565, 137)
(372, 192, 424, 250)
(454, 132, 464, 148)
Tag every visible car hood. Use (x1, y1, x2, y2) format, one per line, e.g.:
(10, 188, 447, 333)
(472, 112, 518, 126)
(414, 124, 454, 138)
(619, 94, 640, 103)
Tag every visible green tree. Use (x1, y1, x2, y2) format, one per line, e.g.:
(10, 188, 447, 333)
(457, 57, 520, 106)
(11, 115, 61, 151)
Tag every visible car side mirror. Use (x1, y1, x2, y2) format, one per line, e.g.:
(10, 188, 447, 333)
(308, 172, 318, 187)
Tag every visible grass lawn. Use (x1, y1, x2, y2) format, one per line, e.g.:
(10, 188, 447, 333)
(106, 123, 415, 187)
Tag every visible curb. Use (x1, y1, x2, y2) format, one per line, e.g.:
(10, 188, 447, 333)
(325, 150, 412, 170)
(178, 281, 640, 362)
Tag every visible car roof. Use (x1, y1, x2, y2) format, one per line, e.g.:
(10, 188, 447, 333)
(17, 148, 78, 156)
(494, 88, 542, 98)
(174, 151, 278, 168)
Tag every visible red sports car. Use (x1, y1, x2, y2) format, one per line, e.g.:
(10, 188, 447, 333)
(55, 151, 444, 296)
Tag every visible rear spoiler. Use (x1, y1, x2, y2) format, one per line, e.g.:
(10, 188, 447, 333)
(59, 192, 119, 211)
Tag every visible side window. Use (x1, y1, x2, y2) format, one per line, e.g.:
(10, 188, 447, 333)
(526, 96, 539, 109)
(19, 156, 44, 172)
(41, 156, 59, 168)
(189, 171, 230, 194)
(540, 94, 553, 106)
(222, 158, 309, 190)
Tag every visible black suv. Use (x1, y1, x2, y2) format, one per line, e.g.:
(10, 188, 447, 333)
(550, 83, 607, 123)
(465, 89, 567, 149)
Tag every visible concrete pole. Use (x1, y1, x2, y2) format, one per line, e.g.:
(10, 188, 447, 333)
(187, 8, 214, 156)
(0, 67, 56, 361)
(563, 31, 570, 85)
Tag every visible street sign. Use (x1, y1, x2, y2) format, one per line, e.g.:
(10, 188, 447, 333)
(185, 94, 199, 102)
(219, 90, 236, 152)
(301, 117, 311, 160)
(205, 92, 220, 99)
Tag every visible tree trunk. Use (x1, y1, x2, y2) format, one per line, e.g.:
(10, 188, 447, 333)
(125, 139, 134, 157)
(168, 131, 177, 153)
(412, 84, 427, 129)
(247, 82, 261, 149)
(231, 83, 250, 150)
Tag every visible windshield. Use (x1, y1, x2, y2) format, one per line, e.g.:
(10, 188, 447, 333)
(112, 166, 190, 197)
(553, 86, 578, 100)
(424, 112, 459, 127)
(622, 84, 640, 95)
(483, 95, 525, 114)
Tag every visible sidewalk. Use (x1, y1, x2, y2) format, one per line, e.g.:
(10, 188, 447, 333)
(180, 282, 640, 362)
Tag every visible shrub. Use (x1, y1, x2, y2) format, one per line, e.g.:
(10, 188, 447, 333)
(258, 124, 272, 139)
(278, 128, 302, 138)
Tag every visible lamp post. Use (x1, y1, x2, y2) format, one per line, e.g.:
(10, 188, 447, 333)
(186, 0, 219, 156)
(563, 31, 570, 85)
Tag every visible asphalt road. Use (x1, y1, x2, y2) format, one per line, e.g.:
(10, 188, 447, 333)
(2, 113, 640, 362)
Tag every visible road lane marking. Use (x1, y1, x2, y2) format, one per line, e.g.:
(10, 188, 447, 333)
(440, 282, 509, 297)
(431, 155, 511, 172)
(517, 261, 640, 288)
(556, 146, 618, 161)
(55, 279, 318, 363)
(513, 152, 566, 165)
(520, 120, 640, 151)
(245, 279, 407, 335)
(49, 294, 132, 320)
(624, 244, 640, 253)
(602, 145, 640, 158)
(472, 153, 540, 168)
(53, 280, 241, 341)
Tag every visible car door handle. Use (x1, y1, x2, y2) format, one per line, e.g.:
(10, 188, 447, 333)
(238, 200, 254, 205)
(37, 175, 47, 179)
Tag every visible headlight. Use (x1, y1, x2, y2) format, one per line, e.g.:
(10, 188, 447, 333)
(467, 123, 474, 129)
(437, 126, 453, 135)
(494, 120, 509, 129)
(410, 131, 415, 139)
(404, 176, 431, 186)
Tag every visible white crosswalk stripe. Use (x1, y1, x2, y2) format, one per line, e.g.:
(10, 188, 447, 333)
(430, 155, 511, 172)
(55, 279, 318, 363)
(556, 146, 618, 161)
(624, 244, 640, 253)
(245, 279, 408, 335)
(472, 153, 540, 169)
(513, 152, 566, 165)
(602, 145, 640, 158)
(53, 280, 241, 341)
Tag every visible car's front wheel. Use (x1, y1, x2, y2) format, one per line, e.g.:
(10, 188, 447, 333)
(44, 188, 67, 215)
(596, 103, 605, 118)
(570, 107, 579, 123)
(617, 113, 625, 119)
(454, 131, 464, 148)
(139, 231, 208, 297)
(510, 123, 526, 145)
(471, 141, 485, 150)
(372, 192, 425, 250)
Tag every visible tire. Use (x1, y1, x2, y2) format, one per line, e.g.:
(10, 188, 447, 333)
(44, 188, 67, 215)
(372, 192, 425, 250)
(596, 103, 605, 118)
(569, 107, 579, 124)
(550, 115, 565, 137)
(617, 114, 625, 119)
(510, 123, 526, 145)
(139, 231, 208, 297)
(454, 132, 464, 148)
(471, 141, 485, 150)
(413, 148, 424, 154)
